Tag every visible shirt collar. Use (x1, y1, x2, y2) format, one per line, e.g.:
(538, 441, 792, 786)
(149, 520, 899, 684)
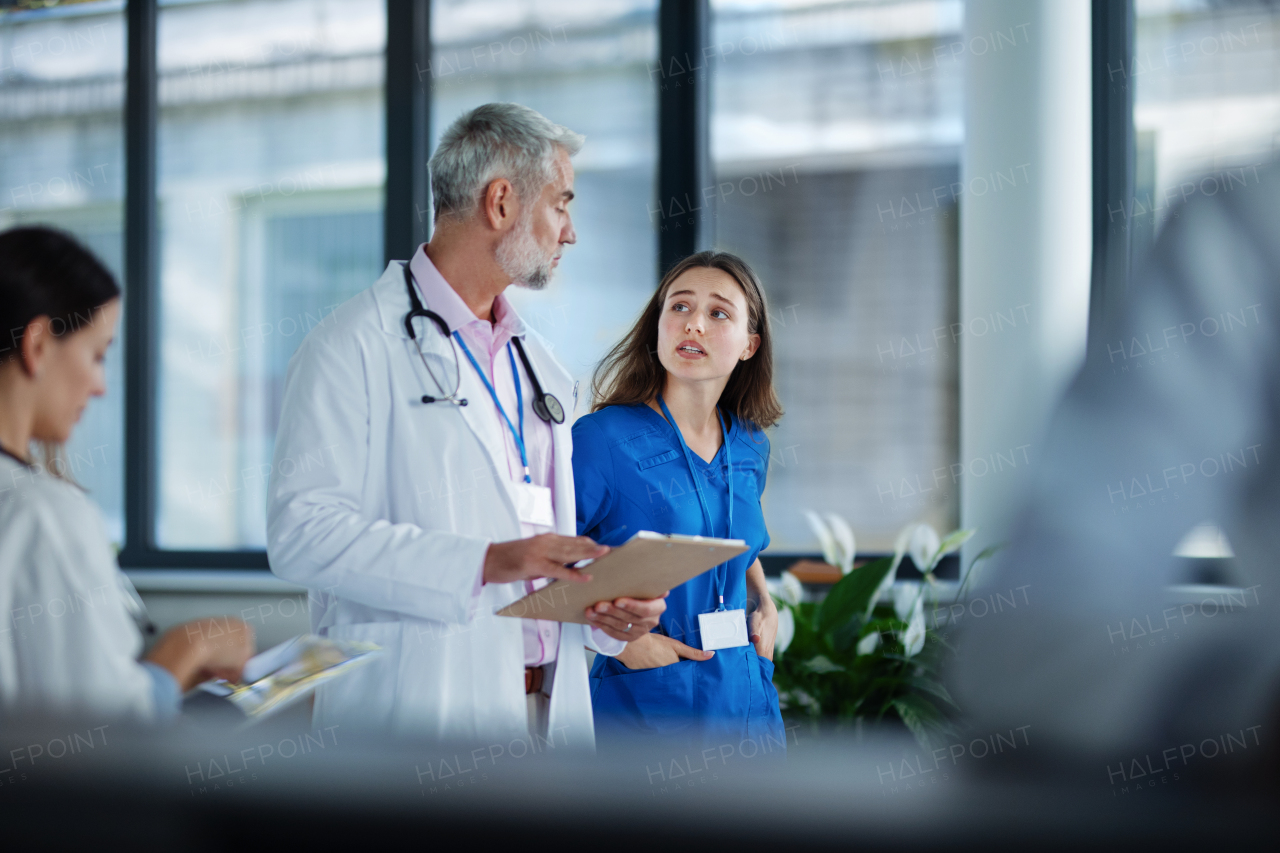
(408, 244, 526, 338)
(0, 444, 33, 468)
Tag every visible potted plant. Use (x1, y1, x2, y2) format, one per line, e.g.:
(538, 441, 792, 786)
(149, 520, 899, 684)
(769, 514, 986, 747)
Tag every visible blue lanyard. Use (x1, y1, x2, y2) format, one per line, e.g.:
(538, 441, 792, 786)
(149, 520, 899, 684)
(658, 395, 733, 611)
(453, 333, 531, 483)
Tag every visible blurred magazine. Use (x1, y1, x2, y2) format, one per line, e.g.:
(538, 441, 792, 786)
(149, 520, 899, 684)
(199, 634, 380, 721)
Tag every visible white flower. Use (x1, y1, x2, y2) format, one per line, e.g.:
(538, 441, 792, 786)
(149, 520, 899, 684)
(901, 597, 926, 657)
(856, 631, 881, 656)
(803, 509, 856, 573)
(933, 528, 978, 571)
(909, 524, 941, 573)
(803, 509, 839, 568)
(778, 571, 804, 607)
(775, 606, 795, 653)
(823, 512, 856, 574)
(791, 688, 818, 710)
(893, 581, 922, 622)
(864, 523, 917, 620)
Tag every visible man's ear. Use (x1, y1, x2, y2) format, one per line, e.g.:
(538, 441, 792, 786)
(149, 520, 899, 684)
(483, 178, 519, 232)
(19, 316, 52, 379)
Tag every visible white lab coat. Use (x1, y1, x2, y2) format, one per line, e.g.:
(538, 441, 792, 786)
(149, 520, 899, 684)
(0, 455, 157, 721)
(267, 260, 597, 749)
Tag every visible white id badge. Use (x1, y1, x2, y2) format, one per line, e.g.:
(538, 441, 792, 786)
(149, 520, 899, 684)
(698, 609, 749, 651)
(512, 481, 555, 528)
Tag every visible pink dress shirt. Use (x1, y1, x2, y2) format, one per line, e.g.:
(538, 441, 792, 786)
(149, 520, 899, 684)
(408, 246, 624, 665)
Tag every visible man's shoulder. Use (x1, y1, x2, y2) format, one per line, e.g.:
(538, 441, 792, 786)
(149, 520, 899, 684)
(515, 323, 575, 395)
(297, 264, 403, 354)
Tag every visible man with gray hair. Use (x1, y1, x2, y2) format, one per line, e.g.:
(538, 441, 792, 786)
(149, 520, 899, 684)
(267, 103, 666, 748)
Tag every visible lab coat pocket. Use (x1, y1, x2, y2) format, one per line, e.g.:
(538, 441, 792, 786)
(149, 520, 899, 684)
(313, 622, 402, 732)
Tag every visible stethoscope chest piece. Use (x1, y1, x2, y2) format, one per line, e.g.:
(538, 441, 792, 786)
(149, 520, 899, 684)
(533, 392, 565, 425)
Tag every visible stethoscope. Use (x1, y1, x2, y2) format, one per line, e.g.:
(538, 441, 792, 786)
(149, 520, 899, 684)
(402, 261, 565, 424)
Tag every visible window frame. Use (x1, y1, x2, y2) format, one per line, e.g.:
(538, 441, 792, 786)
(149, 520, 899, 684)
(1087, 0, 1135, 365)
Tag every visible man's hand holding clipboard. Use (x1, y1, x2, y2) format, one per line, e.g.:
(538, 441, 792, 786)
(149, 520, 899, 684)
(483, 531, 667, 642)
(495, 531, 749, 643)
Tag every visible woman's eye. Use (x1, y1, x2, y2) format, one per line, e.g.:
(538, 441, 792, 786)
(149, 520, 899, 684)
(711, 309, 729, 320)
(671, 303, 688, 312)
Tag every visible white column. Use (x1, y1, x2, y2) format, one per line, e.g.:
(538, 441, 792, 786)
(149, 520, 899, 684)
(960, 0, 1093, 569)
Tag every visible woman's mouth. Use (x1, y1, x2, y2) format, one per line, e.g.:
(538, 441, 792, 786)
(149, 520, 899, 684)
(676, 340, 706, 359)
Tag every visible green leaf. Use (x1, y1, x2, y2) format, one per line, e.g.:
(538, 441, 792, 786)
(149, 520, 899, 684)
(816, 556, 894, 635)
(889, 694, 951, 749)
(905, 676, 959, 710)
(888, 697, 932, 748)
(967, 541, 1003, 570)
(803, 654, 845, 674)
(957, 541, 1004, 598)
(828, 614, 865, 654)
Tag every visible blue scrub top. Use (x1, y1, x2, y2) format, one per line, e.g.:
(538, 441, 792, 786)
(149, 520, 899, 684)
(572, 403, 785, 754)
(573, 403, 771, 644)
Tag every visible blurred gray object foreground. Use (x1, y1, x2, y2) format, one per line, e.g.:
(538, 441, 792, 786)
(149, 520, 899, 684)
(953, 162, 1280, 758)
(0, 711, 1273, 849)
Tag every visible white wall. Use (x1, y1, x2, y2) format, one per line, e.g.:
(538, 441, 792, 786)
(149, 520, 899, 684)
(959, 0, 1093, 567)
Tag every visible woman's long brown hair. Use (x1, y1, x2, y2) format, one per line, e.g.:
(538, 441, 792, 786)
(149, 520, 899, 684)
(591, 251, 783, 429)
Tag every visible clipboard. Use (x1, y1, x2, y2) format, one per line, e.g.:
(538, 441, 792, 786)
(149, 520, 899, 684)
(198, 634, 381, 725)
(495, 530, 749, 624)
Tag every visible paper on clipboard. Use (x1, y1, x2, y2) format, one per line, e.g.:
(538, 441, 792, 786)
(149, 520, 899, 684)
(495, 530, 748, 624)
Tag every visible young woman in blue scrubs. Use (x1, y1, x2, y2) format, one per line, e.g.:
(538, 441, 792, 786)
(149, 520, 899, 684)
(574, 251, 786, 753)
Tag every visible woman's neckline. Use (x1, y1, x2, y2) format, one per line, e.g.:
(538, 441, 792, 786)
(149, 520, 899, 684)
(640, 401, 733, 465)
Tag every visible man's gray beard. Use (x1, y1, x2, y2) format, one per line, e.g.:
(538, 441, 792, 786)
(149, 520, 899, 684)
(495, 216, 555, 291)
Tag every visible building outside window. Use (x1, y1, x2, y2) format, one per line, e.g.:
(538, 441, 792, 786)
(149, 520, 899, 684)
(0, 1, 127, 543)
(711, 0, 965, 554)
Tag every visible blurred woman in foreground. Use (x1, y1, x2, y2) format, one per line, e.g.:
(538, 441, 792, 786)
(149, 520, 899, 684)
(0, 226, 253, 722)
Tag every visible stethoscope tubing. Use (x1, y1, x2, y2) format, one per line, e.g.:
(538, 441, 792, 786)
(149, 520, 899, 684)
(402, 261, 564, 423)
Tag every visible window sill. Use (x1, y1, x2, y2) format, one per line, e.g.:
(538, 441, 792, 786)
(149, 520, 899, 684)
(124, 569, 305, 595)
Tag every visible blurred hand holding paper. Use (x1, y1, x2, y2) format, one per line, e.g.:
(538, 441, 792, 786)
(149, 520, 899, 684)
(199, 634, 380, 721)
(496, 530, 748, 623)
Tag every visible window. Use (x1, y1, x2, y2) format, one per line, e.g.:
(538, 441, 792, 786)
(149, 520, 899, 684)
(154, 0, 386, 548)
(2, 0, 986, 568)
(429, 0, 659, 399)
(0, 1, 126, 543)
(710, 0, 964, 552)
(1131, 0, 1280, 257)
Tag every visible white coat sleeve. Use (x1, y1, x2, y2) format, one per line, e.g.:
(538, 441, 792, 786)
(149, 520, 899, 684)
(585, 628, 626, 657)
(266, 325, 491, 625)
(0, 489, 156, 722)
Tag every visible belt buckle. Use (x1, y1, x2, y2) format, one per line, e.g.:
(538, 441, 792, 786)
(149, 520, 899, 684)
(524, 665, 544, 695)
